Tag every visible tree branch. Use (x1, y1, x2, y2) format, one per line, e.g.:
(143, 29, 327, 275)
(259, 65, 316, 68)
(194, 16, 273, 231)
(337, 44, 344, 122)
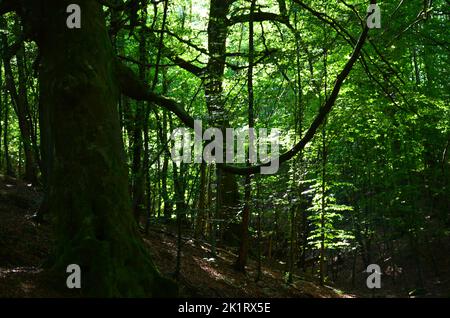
(222, 25, 370, 175)
(117, 24, 370, 176)
(118, 1, 373, 177)
(140, 29, 206, 77)
(116, 61, 196, 128)
(228, 11, 293, 29)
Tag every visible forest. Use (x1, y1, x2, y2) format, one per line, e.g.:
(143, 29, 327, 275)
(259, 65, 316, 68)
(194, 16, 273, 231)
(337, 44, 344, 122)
(0, 0, 449, 299)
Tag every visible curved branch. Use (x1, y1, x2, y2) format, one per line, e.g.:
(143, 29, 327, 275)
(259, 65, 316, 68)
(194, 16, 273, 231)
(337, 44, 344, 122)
(118, 1, 373, 176)
(116, 61, 196, 128)
(228, 12, 293, 30)
(222, 26, 370, 175)
(117, 22, 369, 176)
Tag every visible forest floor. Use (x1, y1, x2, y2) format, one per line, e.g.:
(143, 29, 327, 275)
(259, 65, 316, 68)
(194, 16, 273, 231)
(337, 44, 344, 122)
(1, 176, 448, 298)
(143, 226, 351, 298)
(0, 176, 350, 298)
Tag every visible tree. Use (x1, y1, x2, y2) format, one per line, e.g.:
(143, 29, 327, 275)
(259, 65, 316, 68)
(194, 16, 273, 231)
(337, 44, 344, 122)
(2, 0, 175, 297)
(235, 0, 256, 273)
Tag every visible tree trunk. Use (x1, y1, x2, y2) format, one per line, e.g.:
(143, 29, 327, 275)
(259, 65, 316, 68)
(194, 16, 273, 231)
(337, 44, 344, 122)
(235, 0, 256, 272)
(131, 21, 147, 223)
(255, 177, 262, 282)
(1, 17, 37, 183)
(206, 0, 240, 240)
(235, 175, 251, 271)
(2, 92, 13, 177)
(21, 0, 175, 296)
(319, 122, 327, 286)
(194, 161, 207, 240)
(0, 57, 3, 167)
(15, 18, 38, 183)
(161, 111, 172, 219)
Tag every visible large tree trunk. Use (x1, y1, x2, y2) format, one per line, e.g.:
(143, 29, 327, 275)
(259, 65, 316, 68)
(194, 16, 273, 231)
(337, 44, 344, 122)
(206, 0, 240, 241)
(20, 0, 174, 296)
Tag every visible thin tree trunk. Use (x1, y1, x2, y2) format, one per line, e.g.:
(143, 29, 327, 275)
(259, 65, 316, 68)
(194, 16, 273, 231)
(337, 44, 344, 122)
(255, 177, 262, 282)
(288, 201, 297, 283)
(0, 57, 3, 168)
(161, 111, 172, 219)
(194, 161, 207, 240)
(3, 92, 13, 177)
(1, 19, 36, 183)
(131, 13, 148, 223)
(235, 0, 256, 273)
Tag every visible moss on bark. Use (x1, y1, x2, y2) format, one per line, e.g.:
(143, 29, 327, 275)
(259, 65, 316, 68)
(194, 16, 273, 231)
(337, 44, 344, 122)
(19, 0, 176, 297)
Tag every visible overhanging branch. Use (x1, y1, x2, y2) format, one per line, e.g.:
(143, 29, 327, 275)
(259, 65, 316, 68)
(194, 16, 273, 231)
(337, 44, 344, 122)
(222, 25, 370, 175)
(116, 61, 196, 128)
(117, 1, 374, 176)
(228, 11, 293, 30)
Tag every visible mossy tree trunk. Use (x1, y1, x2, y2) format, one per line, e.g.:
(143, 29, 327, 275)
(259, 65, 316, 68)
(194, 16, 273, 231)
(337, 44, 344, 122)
(206, 0, 240, 241)
(18, 0, 175, 297)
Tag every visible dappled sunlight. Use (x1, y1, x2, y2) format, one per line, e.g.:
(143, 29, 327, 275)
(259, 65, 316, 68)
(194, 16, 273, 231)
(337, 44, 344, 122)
(193, 256, 226, 281)
(0, 0, 447, 299)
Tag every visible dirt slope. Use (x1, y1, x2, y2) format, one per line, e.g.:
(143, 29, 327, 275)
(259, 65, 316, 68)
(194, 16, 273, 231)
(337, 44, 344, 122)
(0, 176, 349, 298)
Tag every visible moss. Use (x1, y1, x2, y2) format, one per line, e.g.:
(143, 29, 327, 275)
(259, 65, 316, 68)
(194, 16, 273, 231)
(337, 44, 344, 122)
(34, 0, 178, 298)
(50, 232, 177, 297)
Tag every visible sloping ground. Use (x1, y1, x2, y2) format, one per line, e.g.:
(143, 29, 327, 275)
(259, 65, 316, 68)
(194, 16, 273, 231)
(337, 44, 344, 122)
(0, 176, 348, 298)
(335, 239, 450, 298)
(0, 176, 61, 297)
(143, 227, 350, 298)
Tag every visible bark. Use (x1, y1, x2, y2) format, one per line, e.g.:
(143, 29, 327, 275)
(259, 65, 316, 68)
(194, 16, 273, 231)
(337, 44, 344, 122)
(194, 161, 207, 240)
(235, 0, 256, 272)
(131, 22, 147, 223)
(255, 177, 262, 282)
(18, 0, 175, 296)
(288, 203, 296, 283)
(161, 111, 172, 219)
(2, 93, 13, 176)
(206, 0, 240, 240)
(36, 94, 53, 221)
(235, 175, 251, 271)
(0, 57, 2, 166)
